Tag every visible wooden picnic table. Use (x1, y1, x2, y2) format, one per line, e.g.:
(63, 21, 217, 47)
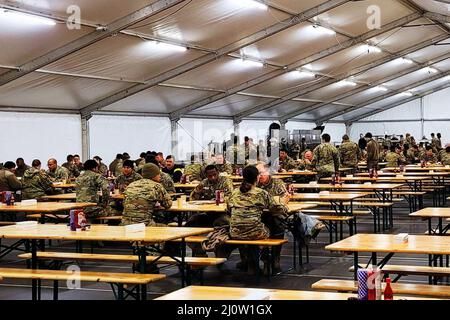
(155, 285, 436, 300)
(51, 183, 76, 189)
(40, 192, 184, 201)
(0, 202, 96, 213)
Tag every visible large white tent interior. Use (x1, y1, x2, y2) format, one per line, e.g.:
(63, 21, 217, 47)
(2, 0, 450, 303)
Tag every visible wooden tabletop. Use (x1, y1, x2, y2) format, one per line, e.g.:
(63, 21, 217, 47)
(292, 183, 404, 190)
(0, 224, 213, 242)
(358, 172, 450, 177)
(410, 208, 450, 218)
(325, 234, 450, 255)
(155, 285, 434, 300)
(174, 183, 199, 188)
(291, 192, 369, 201)
(0, 202, 97, 213)
(276, 170, 317, 176)
(41, 192, 183, 201)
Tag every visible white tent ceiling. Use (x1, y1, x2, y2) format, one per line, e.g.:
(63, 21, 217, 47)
(0, 0, 450, 124)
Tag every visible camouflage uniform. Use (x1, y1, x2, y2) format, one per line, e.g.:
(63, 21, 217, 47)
(184, 163, 204, 182)
(438, 149, 447, 163)
(226, 145, 245, 172)
(75, 170, 110, 218)
(216, 163, 233, 175)
(441, 152, 450, 165)
(339, 141, 360, 169)
(115, 172, 142, 188)
(297, 159, 314, 171)
(0, 169, 22, 192)
(279, 156, 297, 171)
(47, 166, 69, 182)
(98, 162, 108, 177)
(312, 143, 340, 178)
(190, 176, 233, 200)
(431, 138, 441, 153)
(228, 187, 286, 240)
(62, 162, 80, 179)
(385, 151, 406, 167)
(419, 152, 438, 164)
(22, 168, 53, 200)
(160, 172, 176, 193)
(289, 142, 301, 160)
(114, 159, 123, 178)
(366, 139, 380, 171)
(121, 179, 172, 226)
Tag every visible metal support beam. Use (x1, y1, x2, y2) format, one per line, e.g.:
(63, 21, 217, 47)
(172, 12, 420, 121)
(319, 70, 450, 123)
(423, 11, 450, 24)
(234, 33, 449, 121)
(0, 0, 186, 87)
(79, 0, 350, 119)
(81, 117, 90, 161)
(420, 97, 425, 138)
(347, 81, 450, 123)
(280, 50, 450, 122)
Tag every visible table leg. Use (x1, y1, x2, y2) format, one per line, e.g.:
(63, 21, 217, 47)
(181, 237, 186, 287)
(31, 239, 37, 301)
(354, 252, 358, 281)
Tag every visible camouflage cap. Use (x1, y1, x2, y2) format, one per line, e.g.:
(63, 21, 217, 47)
(141, 163, 160, 179)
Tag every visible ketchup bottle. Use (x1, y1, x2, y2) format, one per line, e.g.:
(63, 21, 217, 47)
(384, 278, 394, 300)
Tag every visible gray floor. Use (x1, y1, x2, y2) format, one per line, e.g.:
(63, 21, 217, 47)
(0, 195, 445, 300)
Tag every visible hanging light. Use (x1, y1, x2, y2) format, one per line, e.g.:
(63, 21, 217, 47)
(239, 58, 264, 67)
(145, 41, 187, 52)
(0, 9, 56, 26)
(293, 69, 315, 78)
(339, 80, 357, 86)
(423, 66, 438, 74)
(374, 86, 388, 92)
(400, 91, 413, 97)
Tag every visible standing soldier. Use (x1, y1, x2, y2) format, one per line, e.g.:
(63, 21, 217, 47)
(339, 135, 360, 172)
(431, 133, 439, 153)
(121, 163, 172, 226)
(22, 159, 53, 200)
(312, 134, 340, 179)
(365, 132, 380, 172)
(289, 140, 301, 160)
(75, 160, 110, 221)
(226, 135, 245, 173)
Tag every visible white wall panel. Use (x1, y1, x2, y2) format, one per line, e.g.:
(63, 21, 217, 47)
(323, 123, 347, 144)
(89, 115, 171, 164)
(423, 121, 450, 146)
(356, 100, 421, 121)
(0, 112, 81, 165)
(349, 122, 422, 142)
(423, 87, 450, 119)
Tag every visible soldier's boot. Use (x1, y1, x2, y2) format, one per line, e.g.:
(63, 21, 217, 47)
(235, 248, 248, 271)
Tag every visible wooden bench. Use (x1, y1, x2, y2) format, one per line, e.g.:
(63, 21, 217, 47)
(0, 221, 16, 226)
(300, 212, 356, 243)
(27, 213, 68, 222)
(18, 252, 225, 285)
(0, 267, 165, 300)
(311, 279, 450, 298)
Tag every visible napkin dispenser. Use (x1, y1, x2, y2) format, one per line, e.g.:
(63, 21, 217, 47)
(394, 233, 408, 244)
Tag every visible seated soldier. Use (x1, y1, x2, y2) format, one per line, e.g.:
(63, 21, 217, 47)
(228, 165, 288, 275)
(185, 165, 234, 257)
(22, 159, 53, 200)
(385, 145, 407, 168)
(115, 160, 142, 191)
(420, 145, 438, 164)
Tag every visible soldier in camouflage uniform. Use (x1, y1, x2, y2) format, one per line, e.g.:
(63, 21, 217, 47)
(109, 154, 123, 176)
(75, 160, 110, 220)
(431, 133, 440, 153)
(312, 134, 340, 179)
(184, 155, 204, 182)
(186, 165, 234, 256)
(298, 150, 314, 171)
(440, 146, 450, 165)
(22, 159, 53, 200)
(289, 141, 301, 160)
(62, 155, 80, 179)
(420, 145, 438, 164)
(405, 133, 415, 146)
(378, 145, 389, 162)
(255, 163, 289, 273)
(121, 163, 172, 226)
(47, 159, 69, 182)
(278, 149, 297, 172)
(228, 166, 288, 274)
(115, 159, 142, 190)
(225, 136, 246, 173)
(190, 165, 234, 201)
(339, 135, 360, 171)
(385, 145, 406, 167)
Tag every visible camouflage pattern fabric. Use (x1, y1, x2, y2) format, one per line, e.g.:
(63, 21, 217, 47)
(15, 165, 30, 178)
(419, 151, 438, 164)
(385, 152, 406, 167)
(115, 172, 142, 188)
(98, 162, 108, 177)
(406, 149, 420, 164)
(279, 156, 297, 171)
(184, 163, 204, 182)
(47, 166, 69, 182)
(441, 152, 450, 165)
(75, 170, 110, 217)
(215, 163, 233, 175)
(22, 167, 53, 200)
(121, 179, 172, 226)
(190, 176, 233, 201)
(0, 169, 22, 192)
(312, 143, 340, 176)
(160, 171, 176, 193)
(62, 162, 80, 178)
(228, 187, 286, 240)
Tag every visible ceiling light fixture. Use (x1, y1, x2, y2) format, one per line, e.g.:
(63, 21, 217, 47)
(145, 41, 187, 52)
(0, 9, 56, 26)
(240, 58, 264, 67)
(400, 91, 413, 97)
(339, 80, 357, 86)
(374, 86, 388, 92)
(364, 44, 382, 53)
(423, 66, 438, 74)
(312, 24, 336, 35)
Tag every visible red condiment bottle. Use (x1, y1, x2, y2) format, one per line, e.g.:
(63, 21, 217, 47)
(384, 277, 394, 300)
